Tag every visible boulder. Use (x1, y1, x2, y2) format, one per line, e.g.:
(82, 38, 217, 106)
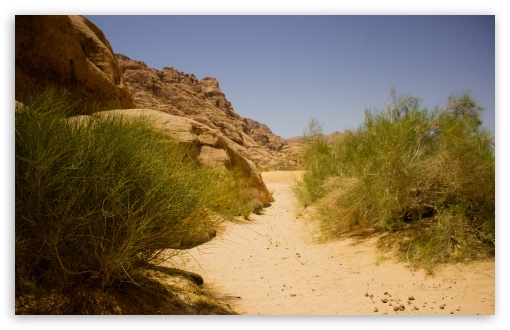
(15, 15, 135, 111)
(82, 109, 275, 206)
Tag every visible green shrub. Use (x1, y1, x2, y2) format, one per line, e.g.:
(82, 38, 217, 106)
(293, 118, 340, 206)
(295, 91, 495, 270)
(236, 202, 254, 219)
(15, 89, 239, 301)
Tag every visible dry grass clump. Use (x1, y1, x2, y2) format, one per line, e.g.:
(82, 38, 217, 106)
(15, 89, 241, 313)
(295, 91, 495, 272)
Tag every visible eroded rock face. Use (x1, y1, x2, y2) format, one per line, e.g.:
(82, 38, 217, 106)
(116, 55, 297, 169)
(14, 15, 300, 170)
(15, 15, 135, 111)
(79, 109, 275, 206)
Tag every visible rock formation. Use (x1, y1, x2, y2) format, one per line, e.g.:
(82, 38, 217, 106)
(15, 15, 278, 205)
(15, 15, 299, 200)
(116, 55, 298, 169)
(15, 15, 135, 112)
(74, 109, 275, 206)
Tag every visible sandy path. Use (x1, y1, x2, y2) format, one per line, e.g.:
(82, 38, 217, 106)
(174, 171, 495, 315)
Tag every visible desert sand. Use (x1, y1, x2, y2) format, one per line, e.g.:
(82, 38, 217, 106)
(174, 171, 495, 315)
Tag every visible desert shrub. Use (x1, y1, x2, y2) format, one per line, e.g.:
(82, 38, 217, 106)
(250, 199, 265, 215)
(296, 91, 495, 270)
(235, 199, 264, 219)
(293, 119, 340, 206)
(213, 164, 265, 218)
(258, 166, 270, 172)
(15, 89, 240, 304)
(236, 202, 254, 219)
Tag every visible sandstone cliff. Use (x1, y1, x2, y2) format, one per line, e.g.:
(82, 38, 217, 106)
(15, 15, 279, 205)
(15, 15, 135, 112)
(116, 54, 298, 169)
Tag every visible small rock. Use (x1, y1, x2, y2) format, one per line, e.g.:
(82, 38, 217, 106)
(440, 305, 445, 309)
(399, 304, 405, 311)
(381, 298, 388, 303)
(393, 306, 399, 312)
(289, 293, 296, 297)
(374, 307, 379, 313)
(414, 306, 419, 310)
(408, 295, 415, 300)
(365, 292, 369, 297)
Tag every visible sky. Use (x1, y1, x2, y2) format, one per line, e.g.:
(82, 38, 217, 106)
(85, 14, 495, 139)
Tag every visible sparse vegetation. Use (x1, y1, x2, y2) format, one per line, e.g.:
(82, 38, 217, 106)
(15, 89, 243, 314)
(295, 91, 495, 272)
(258, 166, 271, 172)
(235, 199, 264, 219)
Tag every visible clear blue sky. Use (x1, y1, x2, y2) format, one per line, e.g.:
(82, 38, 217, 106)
(86, 15, 494, 138)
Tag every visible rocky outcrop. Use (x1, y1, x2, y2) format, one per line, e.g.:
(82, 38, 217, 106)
(15, 15, 135, 112)
(116, 55, 297, 169)
(14, 15, 300, 170)
(76, 109, 275, 206)
(243, 118, 286, 152)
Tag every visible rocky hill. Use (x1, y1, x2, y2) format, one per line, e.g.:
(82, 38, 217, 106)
(15, 15, 282, 204)
(15, 15, 300, 170)
(116, 54, 298, 169)
(284, 131, 344, 145)
(15, 14, 301, 171)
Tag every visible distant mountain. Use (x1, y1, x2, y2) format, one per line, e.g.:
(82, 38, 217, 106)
(285, 131, 344, 144)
